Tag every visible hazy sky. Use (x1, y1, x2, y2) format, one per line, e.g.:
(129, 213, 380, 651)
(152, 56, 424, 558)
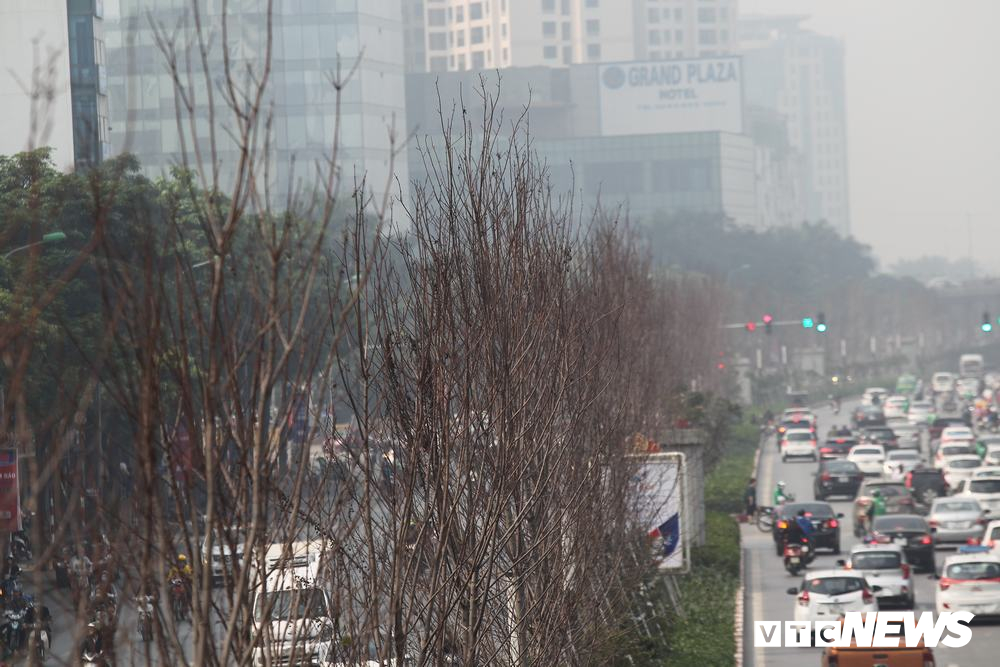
(744, 0, 1000, 272)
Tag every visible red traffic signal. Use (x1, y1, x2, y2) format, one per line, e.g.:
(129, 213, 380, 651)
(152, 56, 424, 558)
(745, 321, 757, 332)
(762, 314, 774, 324)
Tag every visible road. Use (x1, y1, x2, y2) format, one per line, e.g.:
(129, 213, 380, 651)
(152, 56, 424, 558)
(744, 398, 1000, 667)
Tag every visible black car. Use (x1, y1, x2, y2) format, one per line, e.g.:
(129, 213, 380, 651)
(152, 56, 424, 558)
(870, 514, 935, 572)
(852, 406, 886, 428)
(904, 467, 949, 505)
(819, 435, 857, 459)
(860, 426, 898, 450)
(772, 501, 843, 555)
(814, 459, 863, 500)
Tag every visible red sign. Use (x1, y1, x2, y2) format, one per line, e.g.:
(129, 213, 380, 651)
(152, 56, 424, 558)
(0, 450, 21, 532)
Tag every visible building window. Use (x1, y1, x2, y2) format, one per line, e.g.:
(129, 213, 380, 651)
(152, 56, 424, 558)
(698, 8, 716, 22)
(429, 56, 448, 71)
(675, 30, 683, 42)
(458, 54, 467, 68)
(649, 31, 660, 45)
(648, 8, 659, 22)
(502, 23, 507, 37)
(649, 50, 660, 59)
(470, 2, 483, 19)
(587, 43, 600, 59)
(457, 30, 465, 46)
(456, 6, 464, 21)
(699, 30, 717, 45)
(544, 45, 557, 59)
(674, 8, 683, 21)
(471, 26, 484, 43)
(563, 45, 572, 63)
(561, 22, 570, 40)
(502, 47, 509, 62)
(663, 30, 672, 44)
(427, 8, 446, 26)
(561, 0, 570, 15)
(472, 51, 485, 69)
(721, 30, 729, 44)
(429, 33, 447, 50)
(542, 0, 555, 12)
(449, 54, 455, 67)
(543, 21, 556, 36)
(586, 19, 599, 36)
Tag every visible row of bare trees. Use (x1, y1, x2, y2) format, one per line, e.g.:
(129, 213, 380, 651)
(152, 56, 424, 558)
(1, 6, 726, 665)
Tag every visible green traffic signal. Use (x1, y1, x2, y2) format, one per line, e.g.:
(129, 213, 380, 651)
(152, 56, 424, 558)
(816, 323, 828, 333)
(802, 317, 814, 329)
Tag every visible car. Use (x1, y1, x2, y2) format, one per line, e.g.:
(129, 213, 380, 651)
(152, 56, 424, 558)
(896, 373, 918, 395)
(929, 416, 968, 441)
(904, 467, 949, 505)
(847, 444, 885, 476)
(869, 514, 936, 572)
(941, 425, 975, 442)
(856, 480, 917, 515)
(933, 442, 976, 469)
(883, 450, 923, 479)
(942, 455, 981, 487)
(931, 372, 956, 394)
(781, 428, 818, 462)
(957, 475, 1000, 514)
(907, 400, 936, 426)
(201, 525, 245, 587)
(852, 406, 886, 428)
(841, 543, 915, 608)
(859, 426, 898, 450)
(773, 502, 843, 555)
(783, 407, 817, 421)
(787, 570, 879, 624)
(890, 423, 921, 449)
(819, 435, 858, 459)
(814, 459, 864, 500)
(883, 395, 909, 419)
(985, 371, 1000, 391)
(936, 546, 1000, 615)
(985, 445, 1000, 466)
(981, 519, 1000, 553)
(927, 497, 989, 545)
(777, 414, 816, 440)
(862, 387, 890, 407)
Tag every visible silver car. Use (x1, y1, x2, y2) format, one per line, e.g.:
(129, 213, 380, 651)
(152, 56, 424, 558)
(891, 424, 921, 449)
(841, 543, 914, 608)
(928, 497, 989, 545)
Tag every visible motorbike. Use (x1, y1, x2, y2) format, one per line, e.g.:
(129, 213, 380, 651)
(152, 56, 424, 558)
(81, 648, 109, 667)
(2, 605, 29, 657)
(170, 577, 189, 622)
(27, 604, 51, 661)
(9, 533, 31, 565)
(53, 547, 71, 588)
(136, 594, 155, 642)
(783, 541, 806, 576)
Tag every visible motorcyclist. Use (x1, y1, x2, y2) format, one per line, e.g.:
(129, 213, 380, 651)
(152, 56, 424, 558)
(80, 621, 103, 658)
(166, 554, 193, 585)
(773, 481, 792, 505)
(2, 586, 32, 651)
(868, 489, 887, 521)
(793, 509, 815, 546)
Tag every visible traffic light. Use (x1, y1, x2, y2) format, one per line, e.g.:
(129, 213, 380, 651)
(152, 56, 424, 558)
(802, 317, 814, 329)
(762, 313, 774, 334)
(745, 321, 757, 332)
(982, 312, 993, 333)
(816, 312, 827, 333)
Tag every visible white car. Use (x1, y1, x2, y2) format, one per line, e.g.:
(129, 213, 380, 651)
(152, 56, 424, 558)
(891, 423, 921, 449)
(907, 400, 935, 426)
(882, 450, 922, 479)
(788, 569, 879, 623)
(781, 428, 818, 462)
(941, 425, 975, 442)
(943, 455, 982, 488)
(934, 441, 976, 469)
(883, 395, 909, 419)
(936, 546, 1000, 615)
(932, 372, 956, 394)
(982, 520, 1000, 553)
(958, 475, 1000, 513)
(847, 444, 886, 476)
(843, 544, 915, 609)
(862, 388, 889, 407)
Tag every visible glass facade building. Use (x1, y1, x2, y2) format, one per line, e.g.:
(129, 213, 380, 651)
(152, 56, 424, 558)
(67, 0, 111, 168)
(106, 0, 408, 205)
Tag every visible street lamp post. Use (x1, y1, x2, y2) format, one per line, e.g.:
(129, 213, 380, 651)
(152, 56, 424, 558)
(2, 231, 67, 260)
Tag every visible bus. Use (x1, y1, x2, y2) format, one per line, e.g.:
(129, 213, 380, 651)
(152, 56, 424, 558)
(959, 353, 985, 379)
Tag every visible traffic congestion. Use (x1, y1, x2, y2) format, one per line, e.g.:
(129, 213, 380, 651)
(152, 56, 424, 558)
(746, 354, 1000, 666)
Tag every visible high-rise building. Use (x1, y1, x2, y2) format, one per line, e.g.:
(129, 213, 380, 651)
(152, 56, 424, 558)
(403, 0, 738, 73)
(0, 0, 108, 170)
(740, 15, 850, 234)
(106, 0, 408, 205)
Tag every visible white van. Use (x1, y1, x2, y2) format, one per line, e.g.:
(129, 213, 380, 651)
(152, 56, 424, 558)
(931, 372, 956, 394)
(251, 541, 336, 667)
(960, 354, 985, 379)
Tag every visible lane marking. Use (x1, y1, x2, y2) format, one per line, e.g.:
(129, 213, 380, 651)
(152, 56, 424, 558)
(752, 548, 766, 667)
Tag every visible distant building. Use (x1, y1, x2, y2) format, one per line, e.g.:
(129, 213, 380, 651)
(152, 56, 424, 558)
(106, 1, 408, 205)
(0, 0, 108, 170)
(740, 15, 850, 234)
(745, 105, 805, 229)
(407, 61, 757, 227)
(402, 0, 738, 73)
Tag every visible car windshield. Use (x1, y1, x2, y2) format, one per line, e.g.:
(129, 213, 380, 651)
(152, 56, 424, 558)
(854, 448, 881, 456)
(873, 516, 926, 531)
(787, 432, 814, 441)
(944, 562, 1000, 580)
(970, 480, 1000, 494)
(804, 576, 865, 595)
(852, 552, 902, 570)
(781, 503, 834, 519)
(942, 446, 973, 456)
(888, 452, 919, 460)
(950, 459, 981, 469)
(934, 501, 980, 513)
(911, 402, 932, 410)
(825, 462, 858, 473)
(866, 485, 906, 497)
(254, 588, 329, 622)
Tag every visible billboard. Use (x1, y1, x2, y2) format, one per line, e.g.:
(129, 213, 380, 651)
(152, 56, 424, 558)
(598, 57, 743, 137)
(0, 450, 20, 532)
(630, 451, 687, 573)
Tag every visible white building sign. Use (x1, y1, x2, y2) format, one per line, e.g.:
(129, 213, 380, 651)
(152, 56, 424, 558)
(630, 451, 688, 573)
(598, 57, 743, 137)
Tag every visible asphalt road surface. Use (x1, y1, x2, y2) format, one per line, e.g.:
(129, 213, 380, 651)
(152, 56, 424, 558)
(743, 398, 1000, 667)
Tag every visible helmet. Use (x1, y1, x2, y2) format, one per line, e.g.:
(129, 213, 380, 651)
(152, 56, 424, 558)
(177, 554, 187, 563)
(872, 489, 882, 498)
(777, 481, 786, 489)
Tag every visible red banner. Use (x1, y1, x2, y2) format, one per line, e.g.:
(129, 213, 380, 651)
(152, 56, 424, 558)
(0, 450, 21, 532)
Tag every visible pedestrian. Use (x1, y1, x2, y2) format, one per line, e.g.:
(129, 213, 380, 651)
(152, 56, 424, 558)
(744, 477, 757, 519)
